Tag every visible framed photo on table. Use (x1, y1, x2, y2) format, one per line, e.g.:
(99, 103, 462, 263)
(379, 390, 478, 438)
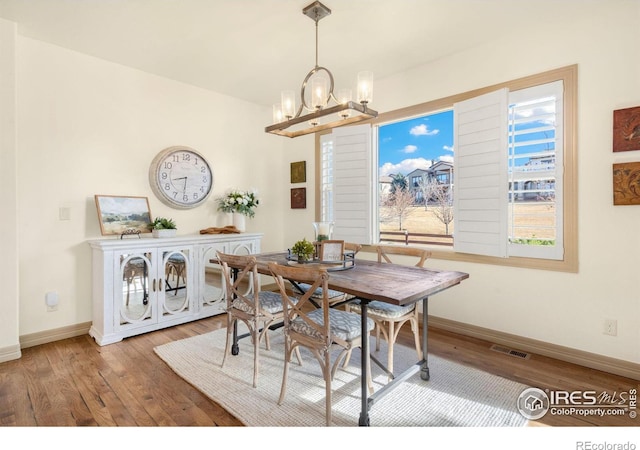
(319, 240, 345, 262)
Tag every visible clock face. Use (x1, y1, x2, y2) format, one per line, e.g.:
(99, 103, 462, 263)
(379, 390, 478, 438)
(149, 146, 214, 209)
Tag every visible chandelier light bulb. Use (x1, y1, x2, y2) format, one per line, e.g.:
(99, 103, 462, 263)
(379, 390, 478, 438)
(312, 76, 328, 110)
(273, 104, 283, 124)
(281, 90, 296, 119)
(337, 88, 352, 118)
(357, 71, 373, 104)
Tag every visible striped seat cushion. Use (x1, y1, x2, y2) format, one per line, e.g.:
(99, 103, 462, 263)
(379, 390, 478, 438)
(349, 300, 415, 319)
(291, 308, 375, 341)
(295, 282, 346, 300)
(231, 291, 296, 315)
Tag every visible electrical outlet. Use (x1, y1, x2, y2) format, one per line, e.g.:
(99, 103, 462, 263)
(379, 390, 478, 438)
(603, 319, 617, 336)
(45, 291, 59, 312)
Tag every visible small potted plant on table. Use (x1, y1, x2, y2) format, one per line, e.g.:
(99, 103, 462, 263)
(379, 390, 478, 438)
(291, 238, 315, 262)
(149, 217, 177, 238)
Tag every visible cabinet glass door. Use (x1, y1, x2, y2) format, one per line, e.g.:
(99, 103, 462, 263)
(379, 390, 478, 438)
(119, 253, 152, 324)
(160, 248, 191, 317)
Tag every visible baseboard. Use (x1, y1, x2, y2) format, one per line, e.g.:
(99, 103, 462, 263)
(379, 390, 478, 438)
(19, 321, 92, 349)
(428, 316, 640, 381)
(0, 343, 21, 364)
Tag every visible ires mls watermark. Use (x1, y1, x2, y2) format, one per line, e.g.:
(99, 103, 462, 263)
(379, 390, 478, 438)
(516, 387, 637, 420)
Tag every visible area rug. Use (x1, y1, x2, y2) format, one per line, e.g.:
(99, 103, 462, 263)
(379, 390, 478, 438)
(154, 327, 530, 427)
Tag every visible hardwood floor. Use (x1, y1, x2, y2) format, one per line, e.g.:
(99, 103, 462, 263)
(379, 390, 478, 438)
(0, 314, 637, 427)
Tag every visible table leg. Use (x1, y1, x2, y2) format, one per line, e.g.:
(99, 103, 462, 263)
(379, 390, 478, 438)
(231, 267, 240, 356)
(421, 297, 430, 381)
(359, 298, 370, 426)
(232, 319, 239, 355)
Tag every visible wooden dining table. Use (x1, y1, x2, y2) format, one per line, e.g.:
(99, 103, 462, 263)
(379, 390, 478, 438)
(245, 251, 470, 426)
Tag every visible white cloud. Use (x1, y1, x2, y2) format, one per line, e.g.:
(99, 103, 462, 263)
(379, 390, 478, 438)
(443, 145, 454, 152)
(410, 124, 439, 136)
(402, 145, 418, 154)
(379, 158, 432, 177)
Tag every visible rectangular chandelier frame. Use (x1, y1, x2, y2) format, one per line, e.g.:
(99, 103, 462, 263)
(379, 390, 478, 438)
(265, 101, 378, 138)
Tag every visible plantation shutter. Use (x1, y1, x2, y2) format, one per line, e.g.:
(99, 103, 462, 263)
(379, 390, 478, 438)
(331, 124, 374, 244)
(453, 88, 509, 257)
(507, 81, 564, 260)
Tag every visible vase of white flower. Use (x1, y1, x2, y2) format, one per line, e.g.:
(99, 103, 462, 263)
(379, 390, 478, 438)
(217, 189, 259, 232)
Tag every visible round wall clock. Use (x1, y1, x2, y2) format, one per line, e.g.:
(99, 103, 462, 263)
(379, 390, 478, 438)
(149, 146, 214, 209)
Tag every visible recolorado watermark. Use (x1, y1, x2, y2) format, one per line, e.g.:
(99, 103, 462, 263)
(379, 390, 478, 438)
(516, 387, 637, 420)
(575, 442, 636, 450)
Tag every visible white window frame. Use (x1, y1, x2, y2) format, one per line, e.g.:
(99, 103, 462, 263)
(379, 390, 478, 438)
(316, 65, 577, 272)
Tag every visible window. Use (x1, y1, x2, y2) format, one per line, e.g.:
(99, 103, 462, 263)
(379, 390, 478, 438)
(316, 65, 577, 272)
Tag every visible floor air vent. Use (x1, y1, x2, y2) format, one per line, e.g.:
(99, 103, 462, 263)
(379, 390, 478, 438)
(490, 344, 530, 360)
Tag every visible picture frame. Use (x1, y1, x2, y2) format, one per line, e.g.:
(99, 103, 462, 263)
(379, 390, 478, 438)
(319, 240, 345, 262)
(612, 162, 640, 205)
(94, 195, 152, 236)
(613, 106, 640, 152)
(290, 161, 306, 183)
(290, 187, 306, 209)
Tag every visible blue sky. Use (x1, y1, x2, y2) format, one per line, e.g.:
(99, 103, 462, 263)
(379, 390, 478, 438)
(378, 109, 454, 177)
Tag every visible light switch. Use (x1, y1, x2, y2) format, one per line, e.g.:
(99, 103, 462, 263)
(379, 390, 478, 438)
(59, 207, 71, 221)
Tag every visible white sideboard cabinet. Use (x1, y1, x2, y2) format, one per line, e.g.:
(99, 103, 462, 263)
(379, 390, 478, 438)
(88, 233, 262, 345)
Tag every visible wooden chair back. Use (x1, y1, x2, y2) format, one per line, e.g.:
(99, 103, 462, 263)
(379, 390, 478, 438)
(216, 252, 259, 312)
(376, 245, 431, 268)
(268, 262, 331, 347)
(344, 242, 363, 254)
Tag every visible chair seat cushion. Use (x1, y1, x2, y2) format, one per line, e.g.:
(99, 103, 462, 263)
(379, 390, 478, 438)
(291, 308, 374, 342)
(231, 291, 296, 315)
(350, 300, 415, 319)
(295, 283, 346, 300)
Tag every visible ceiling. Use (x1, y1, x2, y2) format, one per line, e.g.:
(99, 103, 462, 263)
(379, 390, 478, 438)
(0, 0, 586, 107)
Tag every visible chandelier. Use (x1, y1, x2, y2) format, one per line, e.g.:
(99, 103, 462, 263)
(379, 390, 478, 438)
(265, 1, 378, 138)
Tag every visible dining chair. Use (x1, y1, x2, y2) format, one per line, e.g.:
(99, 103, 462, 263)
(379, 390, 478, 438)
(217, 251, 295, 388)
(268, 261, 374, 426)
(345, 245, 432, 378)
(292, 242, 363, 306)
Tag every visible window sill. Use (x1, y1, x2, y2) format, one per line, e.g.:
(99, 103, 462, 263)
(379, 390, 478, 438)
(361, 244, 577, 273)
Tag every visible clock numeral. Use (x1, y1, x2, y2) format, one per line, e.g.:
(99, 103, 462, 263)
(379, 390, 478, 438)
(202, 176, 208, 183)
(183, 194, 189, 202)
(193, 193, 199, 200)
(163, 183, 171, 191)
(160, 172, 168, 180)
(200, 166, 206, 173)
(182, 153, 191, 162)
(163, 162, 173, 170)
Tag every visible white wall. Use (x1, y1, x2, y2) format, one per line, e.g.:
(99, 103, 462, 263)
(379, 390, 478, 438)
(0, 18, 20, 361)
(8, 35, 286, 345)
(368, 1, 640, 363)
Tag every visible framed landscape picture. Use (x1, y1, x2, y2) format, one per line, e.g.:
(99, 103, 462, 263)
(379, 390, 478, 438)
(95, 195, 152, 235)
